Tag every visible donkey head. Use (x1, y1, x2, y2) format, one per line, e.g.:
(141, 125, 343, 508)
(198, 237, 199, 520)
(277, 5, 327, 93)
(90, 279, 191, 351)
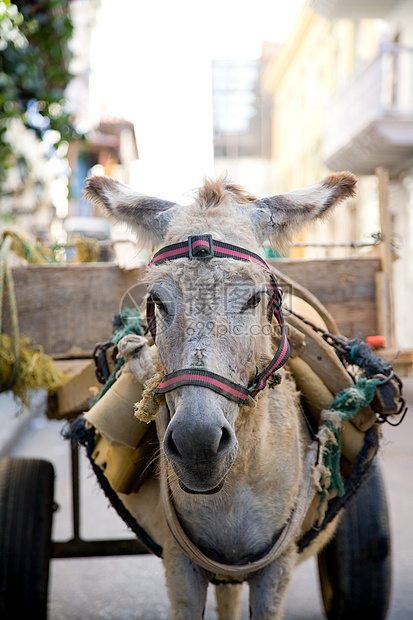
(85, 173, 356, 494)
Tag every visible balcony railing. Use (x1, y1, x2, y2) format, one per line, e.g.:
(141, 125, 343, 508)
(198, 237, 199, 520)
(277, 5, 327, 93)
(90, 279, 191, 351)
(310, 0, 399, 20)
(322, 44, 413, 174)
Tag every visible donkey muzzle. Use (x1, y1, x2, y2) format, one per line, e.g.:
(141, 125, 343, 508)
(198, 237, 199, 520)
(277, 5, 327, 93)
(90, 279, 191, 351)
(163, 402, 238, 493)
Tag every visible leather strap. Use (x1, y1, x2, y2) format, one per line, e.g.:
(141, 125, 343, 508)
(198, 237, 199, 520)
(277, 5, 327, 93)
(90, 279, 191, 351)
(148, 234, 272, 271)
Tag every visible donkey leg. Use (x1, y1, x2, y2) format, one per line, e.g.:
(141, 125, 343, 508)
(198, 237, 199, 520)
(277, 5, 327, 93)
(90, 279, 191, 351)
(248, 551, 296, 620)
(215, 583, 242, 620)
(163, 540, 209, 620)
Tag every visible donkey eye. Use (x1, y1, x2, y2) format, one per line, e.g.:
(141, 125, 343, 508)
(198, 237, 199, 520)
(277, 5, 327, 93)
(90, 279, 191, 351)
(152, 294, 169, 315)
(242, 292, 262, 312)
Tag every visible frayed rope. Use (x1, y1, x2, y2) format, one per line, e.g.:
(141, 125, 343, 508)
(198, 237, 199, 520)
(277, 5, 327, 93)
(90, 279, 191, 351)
(321, 377, 380, 498)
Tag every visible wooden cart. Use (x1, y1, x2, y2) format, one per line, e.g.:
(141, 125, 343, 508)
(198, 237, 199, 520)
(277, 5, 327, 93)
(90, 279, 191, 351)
(0, 259, 396, 619)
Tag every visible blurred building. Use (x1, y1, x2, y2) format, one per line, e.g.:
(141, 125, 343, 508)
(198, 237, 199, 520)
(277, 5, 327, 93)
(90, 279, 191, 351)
(68, 118, 138, 218)
(0, 118, 59, 239)
(0, 0, 139, 244)
(265, 0, 413, 348)
(264, 5, 381, 258)
(311, 0, 413, 176)
(213, 44, 279, 196)
(65, 0, 138, 222)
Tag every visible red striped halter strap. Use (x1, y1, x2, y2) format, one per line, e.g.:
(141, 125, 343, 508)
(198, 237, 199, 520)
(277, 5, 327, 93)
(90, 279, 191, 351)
(146, 234, 290, 405)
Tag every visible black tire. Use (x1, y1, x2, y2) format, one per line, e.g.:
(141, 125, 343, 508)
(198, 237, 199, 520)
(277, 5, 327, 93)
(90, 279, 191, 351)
(317, 459, 391, 620)
(0, 457, 55, 620)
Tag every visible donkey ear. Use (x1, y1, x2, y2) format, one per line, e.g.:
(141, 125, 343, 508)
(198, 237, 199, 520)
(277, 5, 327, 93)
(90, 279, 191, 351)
(251, 172, 357, 245)
(84, 176, 179, 245)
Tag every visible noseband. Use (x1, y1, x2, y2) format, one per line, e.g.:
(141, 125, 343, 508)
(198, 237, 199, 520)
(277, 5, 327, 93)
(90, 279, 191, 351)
(146, 234, 290, 405)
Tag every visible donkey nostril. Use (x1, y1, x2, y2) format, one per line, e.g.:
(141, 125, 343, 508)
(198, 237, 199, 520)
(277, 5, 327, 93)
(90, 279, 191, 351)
(164, 420, 235, 462)
(164, 430, 182, 459)
(217, 426, 232, 455)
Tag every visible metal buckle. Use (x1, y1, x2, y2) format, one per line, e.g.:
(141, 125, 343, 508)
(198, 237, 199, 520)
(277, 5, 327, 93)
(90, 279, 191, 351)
(188, 235, 214, 259)
(92, 341, 114, 384)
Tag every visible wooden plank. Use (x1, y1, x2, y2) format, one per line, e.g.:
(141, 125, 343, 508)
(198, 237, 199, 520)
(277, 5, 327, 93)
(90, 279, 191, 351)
(5, 257, 381, 357)
(53, 359, 95, 376)
(46, 359, 101, 419)
(375, 271, 389, 342)
(270, 257, 381, 339)
(319, 299, 378, 340)
(287, 314, 352, 393)
(270, 257, 380, 303)
(378, 348, 413, 378)
(376, 167, 396, 347)
(6, 263, 147, 357)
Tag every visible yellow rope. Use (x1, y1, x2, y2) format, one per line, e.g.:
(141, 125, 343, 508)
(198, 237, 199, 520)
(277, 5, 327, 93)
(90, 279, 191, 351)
(0, 334, 66, 407)
(0, 234, 20, 390)
(71, 237, 100, 263)
(1, 227, 53, 263)
(2, 227, 102, 263)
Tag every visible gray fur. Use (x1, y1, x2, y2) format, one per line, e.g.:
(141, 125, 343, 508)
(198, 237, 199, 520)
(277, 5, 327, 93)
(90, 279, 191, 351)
(84, 175, 178, 245)
(251, 172, 357, 245)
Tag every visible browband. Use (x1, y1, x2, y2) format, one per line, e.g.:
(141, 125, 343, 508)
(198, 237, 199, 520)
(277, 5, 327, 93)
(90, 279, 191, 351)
(148, 234, 272, 271)
(146, 234, 290, 404)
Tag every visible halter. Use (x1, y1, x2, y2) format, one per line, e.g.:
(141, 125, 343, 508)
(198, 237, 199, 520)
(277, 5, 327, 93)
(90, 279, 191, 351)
(146, 234, 290, 404)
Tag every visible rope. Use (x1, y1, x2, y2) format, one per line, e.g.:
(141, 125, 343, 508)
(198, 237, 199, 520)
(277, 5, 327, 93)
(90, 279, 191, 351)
(71, 237, 100, 263)
(0, 334, 67, 407)
(0, 234, 22, 391)
(344, 339, 390, 376)
(2, 227, 102, 264)
(298, 424, 380, 553)
(1, 228, 54, 264)
(320, 377, 380, 497)
(51, 237, 100, 263)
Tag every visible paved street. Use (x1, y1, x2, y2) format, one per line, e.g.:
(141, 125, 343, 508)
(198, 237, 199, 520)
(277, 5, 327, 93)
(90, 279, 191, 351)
(2, 380, 413, 619)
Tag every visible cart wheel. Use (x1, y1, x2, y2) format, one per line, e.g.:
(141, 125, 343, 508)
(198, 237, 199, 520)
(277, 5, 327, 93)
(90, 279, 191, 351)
(0, 457, 55, 620)
(317, 459, 391, 620)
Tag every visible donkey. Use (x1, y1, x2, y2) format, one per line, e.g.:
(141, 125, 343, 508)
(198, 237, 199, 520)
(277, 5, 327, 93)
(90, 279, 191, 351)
(85, 172, 356, 620)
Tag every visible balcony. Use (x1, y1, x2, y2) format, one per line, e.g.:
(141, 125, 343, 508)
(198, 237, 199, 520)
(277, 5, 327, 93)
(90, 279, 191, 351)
(321, 45, 413, 176)
(310, 0, 399, 20)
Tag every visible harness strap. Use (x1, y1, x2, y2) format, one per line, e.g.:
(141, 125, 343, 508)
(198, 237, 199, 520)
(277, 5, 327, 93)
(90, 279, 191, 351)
(148, 234, 272, 271)
(248, 274, 290, 397)
(146, 294, 156, 342)
(147, 235, 290, 403)
(156, 368, 251, 405)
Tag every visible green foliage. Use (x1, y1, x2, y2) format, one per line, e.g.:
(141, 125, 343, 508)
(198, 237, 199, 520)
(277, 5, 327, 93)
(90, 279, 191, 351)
(0, 0, 76, 194)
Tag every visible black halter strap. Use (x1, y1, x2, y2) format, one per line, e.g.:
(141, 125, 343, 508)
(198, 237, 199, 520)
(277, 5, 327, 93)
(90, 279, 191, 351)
(146, 235, 290, 404)
(148, 234, 272, 270)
